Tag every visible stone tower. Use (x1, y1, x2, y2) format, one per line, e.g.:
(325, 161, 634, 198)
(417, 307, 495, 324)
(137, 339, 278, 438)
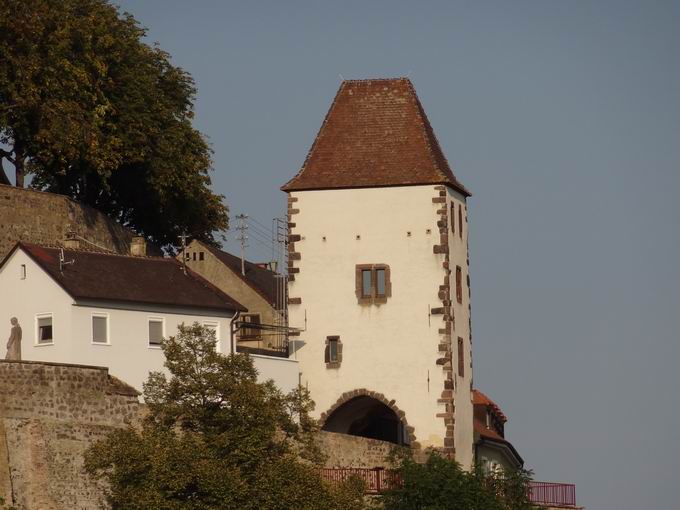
(282, 78, 475, 467)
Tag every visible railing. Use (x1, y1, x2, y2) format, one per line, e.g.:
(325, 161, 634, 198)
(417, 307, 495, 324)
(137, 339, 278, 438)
(321, 468, 400, 494)
(528, 481, 576, 507)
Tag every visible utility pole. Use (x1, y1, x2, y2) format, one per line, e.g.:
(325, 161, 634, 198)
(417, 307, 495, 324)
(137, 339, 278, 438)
(178, 231, 189, 275)
(235, 214, 248, 276)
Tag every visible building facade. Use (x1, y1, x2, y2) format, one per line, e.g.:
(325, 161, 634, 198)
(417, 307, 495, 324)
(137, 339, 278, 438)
(283, 78, 475, 467)
(0, 242, 299, 394)
(180, 239, 289, 356)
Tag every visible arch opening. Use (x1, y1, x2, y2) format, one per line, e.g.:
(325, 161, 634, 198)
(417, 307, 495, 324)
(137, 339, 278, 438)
(322, 396, 410, 445)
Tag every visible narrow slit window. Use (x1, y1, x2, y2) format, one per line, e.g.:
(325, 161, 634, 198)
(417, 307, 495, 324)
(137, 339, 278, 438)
(450, 203, 455, 234)
(148, 319, 164, 346)
(328, 338, 338, 362)
(458, 337, 465, 377)
(362, 269, 372, 298)
(456, 266, 463, 304)
(92, 315, 108, 343)
(37, 316, 53, 344)
(458, 205, 463, 239)
(20, 264, 26, 279)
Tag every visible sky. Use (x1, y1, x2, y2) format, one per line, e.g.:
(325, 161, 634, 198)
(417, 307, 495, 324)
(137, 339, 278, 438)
(111, 1, 680, 508)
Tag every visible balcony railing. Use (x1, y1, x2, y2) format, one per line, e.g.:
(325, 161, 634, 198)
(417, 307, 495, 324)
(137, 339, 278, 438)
(321, 468, 577, 507)
(320, 468, 400, 494)
(528, 481, 576, 507)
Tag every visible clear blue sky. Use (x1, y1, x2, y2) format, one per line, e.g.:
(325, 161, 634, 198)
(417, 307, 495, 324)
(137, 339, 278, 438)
(116, 2, 680, 508)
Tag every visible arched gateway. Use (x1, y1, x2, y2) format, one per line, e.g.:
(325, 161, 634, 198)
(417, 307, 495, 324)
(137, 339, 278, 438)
(320, 389, 417, 446)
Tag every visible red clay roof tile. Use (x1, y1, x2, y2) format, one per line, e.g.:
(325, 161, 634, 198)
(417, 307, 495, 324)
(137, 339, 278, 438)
(281, 78, 470, 195)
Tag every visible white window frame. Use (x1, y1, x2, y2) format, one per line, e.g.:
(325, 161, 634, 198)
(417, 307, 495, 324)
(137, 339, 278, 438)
(148, 316, 165, 348)
(202, 321, 220, 342)
(35, 313, 54, 346)
(91, 312, 110, 345)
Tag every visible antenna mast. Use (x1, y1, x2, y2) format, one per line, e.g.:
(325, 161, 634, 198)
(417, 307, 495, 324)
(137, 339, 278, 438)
(235, 214, 249, 276)
(178, 231, 189, 275)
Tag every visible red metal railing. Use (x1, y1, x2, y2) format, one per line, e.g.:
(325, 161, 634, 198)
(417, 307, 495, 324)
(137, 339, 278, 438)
(528, 481, 576, 507)
(322, 469, 576, 507)
(320, 468, 400, 494)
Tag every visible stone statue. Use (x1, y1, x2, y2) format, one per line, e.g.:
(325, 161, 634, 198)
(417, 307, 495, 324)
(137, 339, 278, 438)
(5, 317, 21, 360)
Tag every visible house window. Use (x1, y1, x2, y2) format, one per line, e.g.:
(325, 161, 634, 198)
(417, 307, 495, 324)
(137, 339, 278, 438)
(36, 314, 53, 344)
(458, 337, 465, 377)
(199, 251, 205, 261)
(20, 264, 26, 280)
(355, 264, 391, 304)
(450, 203, 455, 234)
(325, 336, 342, 368)
(458, 205, 463, 239)
(148, 318, 164, 347)
(456, 266, 463, 304)
(92, 314, 109, 344)
(203, 321, 219, 341)
(240, 314, 261, 339)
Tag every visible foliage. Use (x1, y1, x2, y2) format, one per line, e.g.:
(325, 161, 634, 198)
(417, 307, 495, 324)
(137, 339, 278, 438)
(382, 451, 537, 510)
(84, 323, 364, 509)
(0, 0, 228, 247)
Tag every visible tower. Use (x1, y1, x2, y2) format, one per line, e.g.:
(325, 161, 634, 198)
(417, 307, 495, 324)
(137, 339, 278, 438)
(283, 78, 474, 467)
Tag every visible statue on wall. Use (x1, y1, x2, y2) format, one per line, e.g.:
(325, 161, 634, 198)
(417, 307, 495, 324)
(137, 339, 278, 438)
(5, 317, 21, 360)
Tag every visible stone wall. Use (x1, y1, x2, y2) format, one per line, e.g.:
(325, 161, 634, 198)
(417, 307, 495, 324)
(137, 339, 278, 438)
(0, 184, 133, 258)
(0, 360, 141, 510)
(318, 431, 402, 469)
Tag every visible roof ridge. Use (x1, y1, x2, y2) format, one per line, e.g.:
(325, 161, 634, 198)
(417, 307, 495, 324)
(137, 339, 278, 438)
(21, 241, 164, 261)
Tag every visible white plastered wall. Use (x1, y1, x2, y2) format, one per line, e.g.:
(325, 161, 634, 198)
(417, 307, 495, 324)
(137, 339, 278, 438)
(447, 188, 474, 469)
(0, 248, 299, 395)
(288, 185, 474, 464)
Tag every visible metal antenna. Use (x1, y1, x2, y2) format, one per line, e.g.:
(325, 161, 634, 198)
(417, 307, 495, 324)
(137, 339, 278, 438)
(235, 214, 249, 276)
(59, 248, 74, 273)
(178, 231, 189, 275)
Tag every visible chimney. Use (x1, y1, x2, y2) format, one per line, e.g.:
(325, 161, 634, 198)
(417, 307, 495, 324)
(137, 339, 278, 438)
(62, 231, 81, 250)
(130, 236, 147, 257)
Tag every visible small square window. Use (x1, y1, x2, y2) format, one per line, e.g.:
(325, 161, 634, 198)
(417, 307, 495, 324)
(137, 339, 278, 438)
(203, 321, 219, 341)
(148, 319, 164, 346)
(92, 315, 108, 343)
(356, 264, 391, 304)
(37, 315, 53, 344)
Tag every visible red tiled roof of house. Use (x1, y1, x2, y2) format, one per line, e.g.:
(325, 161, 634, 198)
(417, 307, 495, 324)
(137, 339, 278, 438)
(281, 78, 470, 195)
(473, 389, 508, 423)
(6, 242, 246, 313)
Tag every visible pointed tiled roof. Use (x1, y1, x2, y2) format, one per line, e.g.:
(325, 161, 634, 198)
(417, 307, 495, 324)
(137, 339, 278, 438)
(282, 78, 470, 195)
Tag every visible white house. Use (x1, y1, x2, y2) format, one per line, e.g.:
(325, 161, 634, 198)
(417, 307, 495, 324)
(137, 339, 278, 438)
(0, 242, 299, 394)
(282, 78, 475, 468)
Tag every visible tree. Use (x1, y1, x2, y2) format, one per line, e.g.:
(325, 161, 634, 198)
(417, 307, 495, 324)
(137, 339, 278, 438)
(382, 452, 537, 510)
(0, 0, 228, 247)
(85, 323, 365, 510)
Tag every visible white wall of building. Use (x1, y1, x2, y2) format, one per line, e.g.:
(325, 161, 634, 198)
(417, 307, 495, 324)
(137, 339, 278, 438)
(0, 248, 299, 395)
(288, 185, 474, 466)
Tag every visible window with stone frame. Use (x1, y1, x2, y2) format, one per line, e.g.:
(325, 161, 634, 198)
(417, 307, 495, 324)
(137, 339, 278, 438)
(456, 266, 463, 304)
(324, 336, 342, 368)
(355, 264, 391, 304)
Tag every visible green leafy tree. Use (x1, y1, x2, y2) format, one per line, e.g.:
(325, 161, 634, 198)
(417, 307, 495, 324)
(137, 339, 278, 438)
(0, 0, 228, 247)
(382, 451, 537, 510)
(85, 323, 365, 510)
